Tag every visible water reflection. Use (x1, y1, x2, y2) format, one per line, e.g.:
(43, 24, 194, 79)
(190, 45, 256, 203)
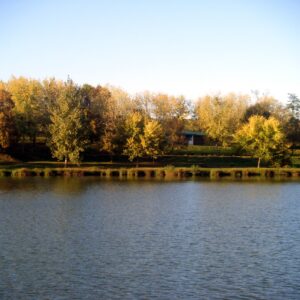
(0, 176, 298, 194)
(0, 177, 97, 195)
(0, 179, 300, 299)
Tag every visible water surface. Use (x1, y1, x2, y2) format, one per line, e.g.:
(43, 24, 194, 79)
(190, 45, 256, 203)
(0, 178, 300, 299)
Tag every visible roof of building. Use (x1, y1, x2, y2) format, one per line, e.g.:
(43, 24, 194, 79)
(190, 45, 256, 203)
(182, 131, 205, 136)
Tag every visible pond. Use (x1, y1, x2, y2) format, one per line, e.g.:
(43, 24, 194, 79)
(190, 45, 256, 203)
(0, 178, 300, 299)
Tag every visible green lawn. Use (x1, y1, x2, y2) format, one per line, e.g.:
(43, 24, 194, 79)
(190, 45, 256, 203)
(1, 144, 299, 169)
(0, 155, 258, 169)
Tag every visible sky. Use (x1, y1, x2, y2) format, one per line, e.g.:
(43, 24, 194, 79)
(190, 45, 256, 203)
(1, 0, 300, 102)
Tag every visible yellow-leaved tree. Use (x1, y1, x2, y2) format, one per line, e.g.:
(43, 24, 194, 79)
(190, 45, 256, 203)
(48, 79, 88, 166)
(123, 112, 144, 163)
(195, 93, 249, 146)
(141, 120, 163, 162)
(0, 89, 16, 150)
(234, 115, 289, 168)
(7, 76, 43, 146)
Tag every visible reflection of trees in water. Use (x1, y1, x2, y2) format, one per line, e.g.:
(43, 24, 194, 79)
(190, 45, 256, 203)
(0, 177, 100, 195)
(0, 178, 42, 192)
(0, 176, 295, 195)
(51, 177, 94, 196)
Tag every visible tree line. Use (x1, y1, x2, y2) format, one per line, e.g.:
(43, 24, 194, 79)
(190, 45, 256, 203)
(0, 76, 299, 166)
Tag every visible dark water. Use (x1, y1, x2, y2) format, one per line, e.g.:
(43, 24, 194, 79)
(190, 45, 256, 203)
(0, 178, 300, 299)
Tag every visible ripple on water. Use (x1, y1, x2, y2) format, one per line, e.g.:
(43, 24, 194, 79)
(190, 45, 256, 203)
(0, 178, 300, 299)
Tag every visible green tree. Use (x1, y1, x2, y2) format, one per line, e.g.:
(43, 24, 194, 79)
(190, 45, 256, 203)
(0, 89, 16, 150)
(235, 115, 289, 168)
(48, 80, 87, 165)
(141, 120, 163, 161)
(286, 93, 300, 145)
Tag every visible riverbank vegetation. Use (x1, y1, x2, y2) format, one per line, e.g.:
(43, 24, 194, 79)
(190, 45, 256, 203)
(0, 165, 299, 180)
(0, 76, 300, 168)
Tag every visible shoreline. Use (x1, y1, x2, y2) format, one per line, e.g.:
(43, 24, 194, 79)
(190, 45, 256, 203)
(0, 166, 299, 179)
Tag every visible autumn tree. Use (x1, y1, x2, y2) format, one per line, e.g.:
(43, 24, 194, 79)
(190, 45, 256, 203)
(101, 113, 126, 160)
(244, 95, 289, 124)
(123, 112, 144, 163)
(135, 91, 153, 119)
(235, 115, 289, 168)
(80, 84, 112, 142)
(195, 93, 248, 146)
(151, 93, 190, 150)
(48, 79, 87, 165)
(41, 78, 64, 137)
(100, 86, 133, 157)
(7, 76, 43, 146)
(0, 81, 5, 89)
(123, 113, 164, 163)
(0, 89, 16, 150)
(243, 101, 272, 120)
(141, 120, 163, 161)
(106, 85, 135, 116)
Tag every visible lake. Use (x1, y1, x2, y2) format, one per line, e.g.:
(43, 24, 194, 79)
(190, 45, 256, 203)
(0, 178, 300, 299)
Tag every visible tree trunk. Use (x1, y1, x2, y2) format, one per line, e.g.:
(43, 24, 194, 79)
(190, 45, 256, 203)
(257, 157, 261, 168)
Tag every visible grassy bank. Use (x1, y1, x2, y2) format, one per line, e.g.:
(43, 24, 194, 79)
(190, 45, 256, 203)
(0, 166, 299, 179)
(5, 143, 300, 168)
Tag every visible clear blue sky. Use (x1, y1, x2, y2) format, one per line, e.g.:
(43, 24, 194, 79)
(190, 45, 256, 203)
(1, 0, 299, 102)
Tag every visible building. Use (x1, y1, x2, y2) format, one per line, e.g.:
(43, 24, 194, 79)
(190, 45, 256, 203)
(181, 131, 206, 145)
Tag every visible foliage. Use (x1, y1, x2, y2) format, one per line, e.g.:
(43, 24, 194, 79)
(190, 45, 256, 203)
(123, 114, 164, 162)
(81, 84, 111, 141)
(286, 94, 300, 145)
(123, 112, 144, 162)
(234, 115, 289, 167)
(0, 89, 16, 150)
(195, 93, 248, 146)
(41, 78, 64, 133)
(151, 93, 190, 149)
(1, 76, 299, 165)
(7, 76, 43, 144)
(48, 80, 87, 164)
(99, 88, 127, 157)
(287, 93, 300, 120)
(141, 120, 163, 160)
(101, 116, 125, 159)
(244, 95, 290, 128)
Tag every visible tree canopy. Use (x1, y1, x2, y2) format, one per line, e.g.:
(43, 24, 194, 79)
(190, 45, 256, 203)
(48, 80, 87, 165)
(0, 89, 16, 150)
(0, 76, 298, 165)
(195, 93, 248, 146)
(235, 115, 289, 168)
